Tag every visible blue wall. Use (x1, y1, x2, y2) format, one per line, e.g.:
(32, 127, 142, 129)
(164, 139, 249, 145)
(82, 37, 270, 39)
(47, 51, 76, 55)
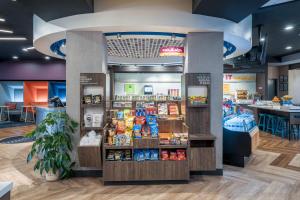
(0, 81, 24, 105)
(48, 81, 66, 102)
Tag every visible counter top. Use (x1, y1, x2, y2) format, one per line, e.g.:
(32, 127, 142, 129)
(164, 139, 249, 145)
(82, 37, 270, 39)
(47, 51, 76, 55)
(0, 182, 13, 198)
(35, 106, 66, 110)
(248, 105, 300, 113)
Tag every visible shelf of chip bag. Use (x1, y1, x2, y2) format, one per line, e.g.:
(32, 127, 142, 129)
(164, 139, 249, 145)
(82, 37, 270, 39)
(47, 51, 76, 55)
(159, 144, 188, 149)
(104, 144, 133, 149)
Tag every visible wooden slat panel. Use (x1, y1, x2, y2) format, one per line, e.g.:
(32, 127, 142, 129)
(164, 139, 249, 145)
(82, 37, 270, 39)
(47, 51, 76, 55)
(78, 146, 102, 169)
(190, 147, 215, 171)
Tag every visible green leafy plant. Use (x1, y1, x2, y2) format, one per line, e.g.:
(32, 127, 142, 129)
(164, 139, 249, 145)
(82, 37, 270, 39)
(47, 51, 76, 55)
(26, 112, 78, 179)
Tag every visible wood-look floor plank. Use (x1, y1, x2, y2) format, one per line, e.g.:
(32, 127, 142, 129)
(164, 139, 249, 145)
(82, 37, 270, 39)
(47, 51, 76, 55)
(0, 127, 300, 199)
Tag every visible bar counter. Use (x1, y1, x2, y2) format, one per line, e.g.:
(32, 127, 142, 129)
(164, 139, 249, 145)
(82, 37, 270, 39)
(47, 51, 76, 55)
(247, 104, 300, 139)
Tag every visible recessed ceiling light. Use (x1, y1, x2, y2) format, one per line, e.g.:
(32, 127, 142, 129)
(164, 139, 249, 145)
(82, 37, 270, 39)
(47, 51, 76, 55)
(260, 37, 265, 42)
(285, 46, 292, 50)
(12, 56, 19, 60)
(284, 25, 294, 31)
(22, 46, 35, 52)
(0, 18, 5, 22)
(0, 29, 13, 34)
(45, 56, 50, 60)
(0, 37, 27, 41)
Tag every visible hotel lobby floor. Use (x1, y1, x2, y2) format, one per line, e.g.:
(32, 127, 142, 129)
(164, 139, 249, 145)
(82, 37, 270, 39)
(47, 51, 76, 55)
(0, 127, 300, 200)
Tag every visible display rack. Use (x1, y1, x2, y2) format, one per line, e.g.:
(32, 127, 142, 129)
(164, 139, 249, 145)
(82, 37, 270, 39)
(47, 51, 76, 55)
(182, 73, 216, 172)
(77, 73, 106, 169)
(102, 119, 189, 183)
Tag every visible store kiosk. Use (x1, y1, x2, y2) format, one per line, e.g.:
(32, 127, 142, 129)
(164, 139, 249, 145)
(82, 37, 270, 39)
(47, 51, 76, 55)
(77, 72, 216, 184)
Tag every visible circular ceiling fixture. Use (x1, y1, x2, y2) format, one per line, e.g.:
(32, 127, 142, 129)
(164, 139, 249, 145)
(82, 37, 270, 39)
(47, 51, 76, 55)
(50, 32, 236, 60)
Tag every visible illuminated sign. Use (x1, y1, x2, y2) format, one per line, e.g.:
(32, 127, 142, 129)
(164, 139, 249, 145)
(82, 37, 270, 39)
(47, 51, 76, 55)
(159, 46, 184, 57)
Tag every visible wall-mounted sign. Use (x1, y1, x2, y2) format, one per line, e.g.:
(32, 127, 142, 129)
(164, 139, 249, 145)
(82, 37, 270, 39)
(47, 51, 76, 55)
(159, 46, 184, 57)
(125, 83, 136, 95)
(223, 74, 256, 82)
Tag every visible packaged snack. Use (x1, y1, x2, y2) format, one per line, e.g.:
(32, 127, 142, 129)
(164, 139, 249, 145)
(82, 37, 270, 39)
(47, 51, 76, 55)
(161, 150, 169, 160)
(112, 118, 118, 126)
(133, 124, 142, 138)
(142, 125, 150, 138)
(144, 150, 151, 160)
(116, 120, 126, 134)
(107, 150, 115, 161)
(107, 129, 116, 145)
(168, 103, 179, 115)
(114, 151, 122, 161)
(146, 115, 157, 125)
(158, 103, 168, 116)
(123, 109, 131, 118)
(150, 149, 159, 160)
(149, 124, 159, 138)
(169, 151, 178, 161)
(125, 116, 134, 129)
(177, 150, 186, 160)
(135, 116, 146, 125)
(134, 150, 145, 161)
(117, 111, 124, 119)
(124, 150, 132, 161)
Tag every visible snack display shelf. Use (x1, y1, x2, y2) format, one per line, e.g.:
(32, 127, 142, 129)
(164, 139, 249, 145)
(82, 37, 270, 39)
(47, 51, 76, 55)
(82, 127, 103, 131)
(104, 144, 133, 149)
(112, 100, 182, 102)
(81, 103, 104, 108)
(159, 144, 188, 149)
(187, 103, 209, 108)
(189, 134, 216, 141)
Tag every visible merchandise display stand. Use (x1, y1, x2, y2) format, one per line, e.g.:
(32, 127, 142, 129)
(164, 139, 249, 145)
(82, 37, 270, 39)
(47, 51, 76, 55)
(182, 73, 217, 172)
(103, 99, 190, 183)
(77, 73, 106, 169)
(76, 72, 217, 183)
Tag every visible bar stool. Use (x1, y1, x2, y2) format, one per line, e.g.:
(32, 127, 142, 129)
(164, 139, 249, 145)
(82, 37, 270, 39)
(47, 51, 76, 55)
(266, 114, 277, 135)
(258, 113, 267, 131)
(275, 117, 289, 139)
(290, 125, 299, 140)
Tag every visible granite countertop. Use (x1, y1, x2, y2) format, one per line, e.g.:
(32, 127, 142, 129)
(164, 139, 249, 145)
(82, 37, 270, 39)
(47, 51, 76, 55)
(0, 182, 13, 198)
(248, 104, 300, 113)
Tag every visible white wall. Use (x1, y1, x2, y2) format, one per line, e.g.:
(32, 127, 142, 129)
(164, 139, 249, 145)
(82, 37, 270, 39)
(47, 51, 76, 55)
(94, 0, 192, 12)
(289, 69, 300, 104)
(114, 73, 181, 96)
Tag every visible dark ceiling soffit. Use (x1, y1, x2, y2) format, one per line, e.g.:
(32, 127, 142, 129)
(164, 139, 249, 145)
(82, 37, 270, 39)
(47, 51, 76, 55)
(192, 0, 269, 23)
(256, 0, 297, 12)
(108, 65, 183, 73)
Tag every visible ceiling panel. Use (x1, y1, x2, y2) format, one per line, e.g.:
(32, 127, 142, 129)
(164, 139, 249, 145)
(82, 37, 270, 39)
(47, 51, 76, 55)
(0, 0, 93, 61)
(253, 0, 300, 57)
(193, 0, 268, 23)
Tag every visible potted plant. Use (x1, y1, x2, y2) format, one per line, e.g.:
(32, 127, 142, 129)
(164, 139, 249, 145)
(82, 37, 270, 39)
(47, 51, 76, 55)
(26, 112, 78, 181)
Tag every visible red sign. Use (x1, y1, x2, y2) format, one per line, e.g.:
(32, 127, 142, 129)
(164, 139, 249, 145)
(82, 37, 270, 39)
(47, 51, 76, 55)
(159, 46, 184, 57)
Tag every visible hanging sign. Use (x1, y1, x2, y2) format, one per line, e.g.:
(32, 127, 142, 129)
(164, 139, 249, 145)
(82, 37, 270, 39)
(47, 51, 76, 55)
(159, 46, 184, 57)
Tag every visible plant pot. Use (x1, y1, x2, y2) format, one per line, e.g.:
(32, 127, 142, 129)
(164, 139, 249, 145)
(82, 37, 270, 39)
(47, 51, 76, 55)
(45, 170, 59, 182)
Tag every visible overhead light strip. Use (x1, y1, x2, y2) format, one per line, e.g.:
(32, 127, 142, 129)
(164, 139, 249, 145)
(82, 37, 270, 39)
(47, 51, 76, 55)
(0, 29, 13, 34)
(0, 18, 5, 22)
(0, 37, 27, 41)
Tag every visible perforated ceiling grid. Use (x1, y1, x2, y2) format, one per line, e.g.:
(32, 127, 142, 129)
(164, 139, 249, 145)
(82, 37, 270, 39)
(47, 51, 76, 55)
(106, 38, 185, 58)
